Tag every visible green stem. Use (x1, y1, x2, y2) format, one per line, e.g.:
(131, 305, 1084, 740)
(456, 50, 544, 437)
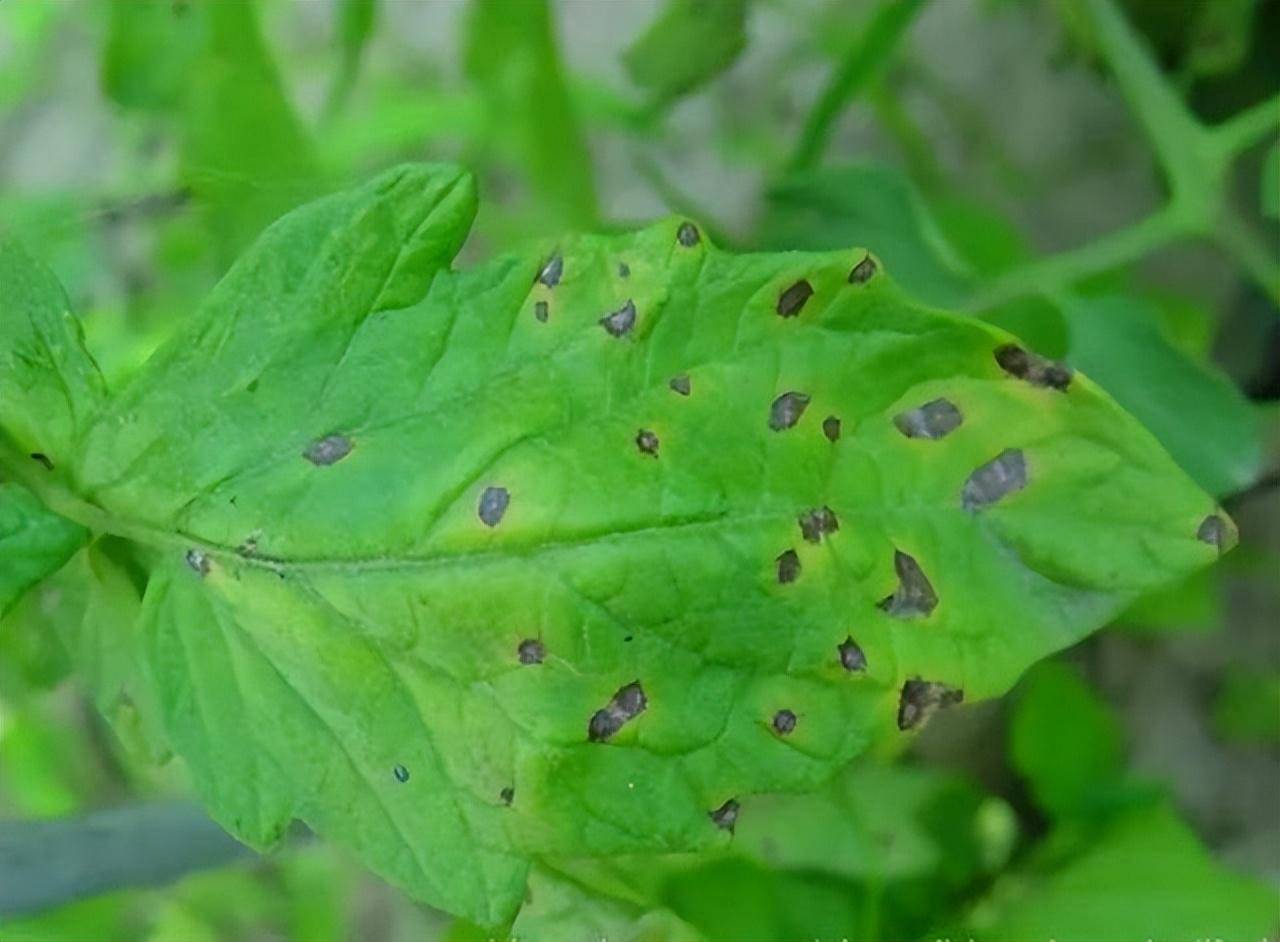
(787, 0, 927, 172)
(1212, 93, 1280, 158)
(1214, 212, 1280, 307)
(965, 207, 1189, 311)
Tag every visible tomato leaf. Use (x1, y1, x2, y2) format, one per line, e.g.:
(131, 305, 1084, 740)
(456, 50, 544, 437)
(0, 164, 1231, 924)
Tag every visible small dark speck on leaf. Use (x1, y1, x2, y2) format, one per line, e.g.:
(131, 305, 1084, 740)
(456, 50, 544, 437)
(838, 636, 867, 672)
(30, 453, 54, 471)
(776, 549, 801, 584)
(1197, 513, 1229, 552)
(534, 300, 549, 323)
(393, 764, 410, 783)
(478, 486, 510, 527)
(994, 344, 1072, 391)
(772, 709, 797, 735)
(769, 391, 811, 431)
(623, 634, 634, 642)
(849, 255, 877, 284)
(798, 506, 839, 543)
(636, 429, 660, 456)
(823, 416, 841, 442)
(588, 681, 647, 742)
(879, 550, 938, 618)
(677, 222, 701, 247)
(962, 448, 1027, 511)
(618, 261, 630, 278)
(185, 550, 210, 577)
(500, 786, 514, 805)
(894, 398, 963, 440)
(536, 253, 563, 287)
(776, 280, 814, 318)
(600, 299, 637, 337)
(897, 679, 963, 731)
(710, 799, 740, 831)
(303, 433, 353, 467)
(517, 639, 545, 665)
(670, 375, 691, 396)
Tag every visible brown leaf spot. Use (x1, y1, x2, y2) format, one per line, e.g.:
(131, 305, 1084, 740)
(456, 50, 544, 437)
(897, 679, 963, 731)
(848, 255, 877, 284)
(837, 636, 867, 672)
(534, 300, 549, 323)
(776, 549, 801, 584)
(303, 434, 353, 466)
(772, 709, 797, 735)
(478, 486, 510, 527)
(536, 253, 563, 288)
(994, 344, 1072, 391)
(776, 280, 814, 318)
(517, 639, 545, 665)
(798, 506, 839, 543)
(962, 449, 1027, 511)
(600, 300, 637, 337)
(769, 391, 811, 431)
(670, 375, 692, 396)
(677, 222, 701, 247)
(878, 550, 938, 618)
(709, 798, 740, 831)
(894, 398, 963, 440)
(588, 681, 648, 742)
(636, 429, 660, 456)
(823, 415, 841, 442)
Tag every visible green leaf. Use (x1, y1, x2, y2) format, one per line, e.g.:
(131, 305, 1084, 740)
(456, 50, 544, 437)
(2, 164, 1230, 924)
(0, 485, 86, 618)
(1262, 141, 1279, 219)
(1009, 662, 1125, 820)
(325, 0, 379, 119)
(962, 804, 1279, 941)
(622, 0, 748, 108)
(506, 866, 703, 942)
(1055, 294, 1262, 498)
(464, 0, 598, 232)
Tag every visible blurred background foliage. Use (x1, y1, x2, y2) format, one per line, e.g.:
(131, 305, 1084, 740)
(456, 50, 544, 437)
(0, 0, 1276, 939)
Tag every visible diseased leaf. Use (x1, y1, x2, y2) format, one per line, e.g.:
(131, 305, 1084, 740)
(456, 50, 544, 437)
(623, 0, 748, 107)
(0, 164, 1230, 924)
(0, 485, 86, 618)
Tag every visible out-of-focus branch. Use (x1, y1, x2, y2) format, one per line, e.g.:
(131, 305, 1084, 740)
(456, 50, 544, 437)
(0, 801, 255, 919)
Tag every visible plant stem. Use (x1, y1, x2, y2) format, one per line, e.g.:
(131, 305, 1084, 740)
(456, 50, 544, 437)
(787, 0, 927, 172)
(1212, 93, 1280, 158)
(965, 208, 1188, 311)
(1214, 211, 1280, 306)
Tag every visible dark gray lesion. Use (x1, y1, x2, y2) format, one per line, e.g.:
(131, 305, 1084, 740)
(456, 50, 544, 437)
(776, 280, 814, 318)
(837, 636, 867, 672)
(823, 415, 841, 442)
(994, 344, 1072, 391)
(878, 550, 938, 618)
(536, 253, 563, 288)
(797, 506, 839, 543)
(776, 549, 801, 584)
(962, 448, 1027, 511)
(772, 709, 797, 735)
(848, 255, 877, 284)
(600, 299, 637, 337)
(897, 679, 963, 731)
(669, 375, 691, 396)
(500, 786, 514, 806)
(893, 398, 962, 440)
(185, 549, 210, 577)
(587, 681, 647, 742)
(769, 391, 811, 431)
(29, 452, 54, 471)
(517, 639, 545, 665)
(303, 434, 353, 466)
(709, 798, 739, 831)
(534, 300, 549, 323)
(635, 429, 660, 457)
(393, 764, 410, 783)
(1197, 513, 1229, 552)
(677, 222, 701, 247)
(478, 486, 510, 527)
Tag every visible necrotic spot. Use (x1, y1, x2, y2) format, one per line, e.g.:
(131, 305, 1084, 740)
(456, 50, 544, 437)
(776, 280, 814, 318)
(878, 550, 938, 618)
(618, 261, 630, 278)
(1197, 514, 1228, 551)
(709, 798, 740, 831)
(185, 549, 210, 576)
(823, 415, 841, 442)
(534, 300, 549, 323)
(838, 636, 867, 672)
(893, 398, 962, 440)
(670, 375, 691, 396)
(798, 506, 839, 543)
(30, 452, 54, 471)
(303, 434, 353, 466)
(769, 391, 811, 431)
(994, 344, 1072, 391)
(776, 549, 801, 584)
(500, 786, 515, 805)
(849, 255, 877, 284)
(600, 300, 637, 337)
(393, 764, 410, 783)
(588, 681, 648, 742)
(962, 448, 1027, 511)
(517, 639, 545, 665)
(478, 486, 510, 527)
(677, 222, 701, 247)
(897, 679, 963, 731)
(537, 253, 563, 287)
(636, 429, 660, 456)
(772, 709, 797, 735)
